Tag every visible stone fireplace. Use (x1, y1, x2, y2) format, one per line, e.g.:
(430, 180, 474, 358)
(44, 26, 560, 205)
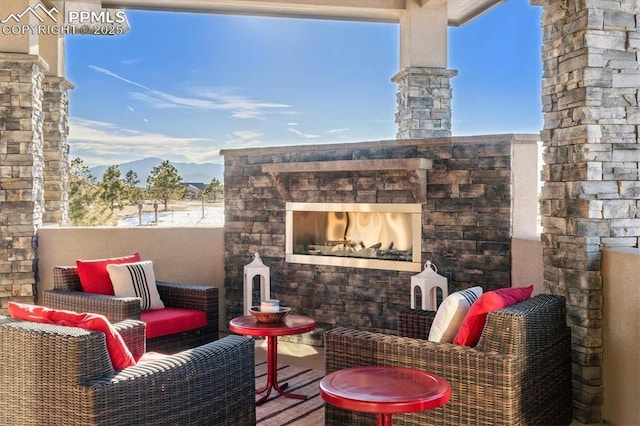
(222, 134, 537, 343)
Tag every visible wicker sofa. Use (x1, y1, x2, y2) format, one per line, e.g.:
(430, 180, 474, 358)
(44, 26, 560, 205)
(0, 315, 255, 426)
(43, 266, 218, 353)
(324, 294, 573, 426)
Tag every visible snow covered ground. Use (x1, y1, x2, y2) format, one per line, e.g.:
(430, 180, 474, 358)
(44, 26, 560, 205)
(117, 203, 224, 227)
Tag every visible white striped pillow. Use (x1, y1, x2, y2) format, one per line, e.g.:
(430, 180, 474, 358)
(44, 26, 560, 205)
(107, 261, 165, 311)
(428, 286, 483, 343)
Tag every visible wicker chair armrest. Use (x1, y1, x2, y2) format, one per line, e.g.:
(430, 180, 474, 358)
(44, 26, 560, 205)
(53, 266, 82, 291)
(113, 319, 146, 358)
(477, 294, 568, 357)
(84, 335, 256, 425)
(0, 315, 15, 323)
(397, 308, 436, 340)
(42, 289, 142, 322)
(155, 282, 218, 313)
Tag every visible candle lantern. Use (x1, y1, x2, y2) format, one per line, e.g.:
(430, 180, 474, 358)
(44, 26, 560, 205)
(243, 252, 271, 315)
(410, 261, 448, 310)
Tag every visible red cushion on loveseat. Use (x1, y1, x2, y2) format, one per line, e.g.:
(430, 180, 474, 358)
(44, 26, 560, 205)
(76, 253, 141, 295)
(7, 302, 136, 370)
(141, 307, 207, 339)
(453, 285, 534, 347)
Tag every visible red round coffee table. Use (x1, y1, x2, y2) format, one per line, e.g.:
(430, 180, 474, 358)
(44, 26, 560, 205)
(229, 314, 315, 405)
(319, 366, 450, 426)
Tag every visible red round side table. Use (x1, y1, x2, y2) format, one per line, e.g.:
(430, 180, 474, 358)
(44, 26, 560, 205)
(229, 314, 315, 405)
(319, 365, 450, 426)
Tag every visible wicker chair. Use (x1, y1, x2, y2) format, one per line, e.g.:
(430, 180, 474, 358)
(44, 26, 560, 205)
(324, 294, 573, 426)
(43, 266, 218, 353)
(0, 316, 256, 426)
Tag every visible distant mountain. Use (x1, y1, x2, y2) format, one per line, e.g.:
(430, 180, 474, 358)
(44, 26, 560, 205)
(90, 157, 224, 187)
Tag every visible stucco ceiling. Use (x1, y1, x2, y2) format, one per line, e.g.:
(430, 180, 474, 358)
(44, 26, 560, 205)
(98, 0, 505, 26)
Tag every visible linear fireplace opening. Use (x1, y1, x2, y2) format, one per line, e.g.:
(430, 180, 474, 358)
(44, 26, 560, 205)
(286, 202, 422, 272)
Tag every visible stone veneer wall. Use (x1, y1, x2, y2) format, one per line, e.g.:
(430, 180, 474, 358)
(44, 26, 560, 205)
(42, 76, 71, 226)
(0, 53, 46, 310)
(533, 0, 639, 422)
(223, 135, 518, 336)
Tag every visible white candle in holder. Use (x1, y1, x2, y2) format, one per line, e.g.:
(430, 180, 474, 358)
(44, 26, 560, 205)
(261, 299, 280, 312)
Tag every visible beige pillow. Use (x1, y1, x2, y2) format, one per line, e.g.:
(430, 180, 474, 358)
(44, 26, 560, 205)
(106, 261, 165, 311)
(428, 286, 483, 343)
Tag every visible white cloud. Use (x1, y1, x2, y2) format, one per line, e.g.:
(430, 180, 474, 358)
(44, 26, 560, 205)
(68, 117, 223, 166)
(288, 128, 320, 139)
(288, 122, 298, 126)
(90, 65, 147, 89)
(232, 109, 266, 119)
(89, 65, 290, 119)
(126, 105, 134, 111)
(328, 128, 349, 134)
(224, 130, 263, 148)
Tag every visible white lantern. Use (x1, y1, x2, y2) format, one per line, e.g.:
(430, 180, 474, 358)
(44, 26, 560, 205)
(410, 261, 448, 310)
(243, 252, 271, 315)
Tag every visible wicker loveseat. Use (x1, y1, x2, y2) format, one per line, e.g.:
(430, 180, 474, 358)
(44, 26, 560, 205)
(0, 315, 255, 426)
(324, 294, 573, 426)
(43, 265, 218, 353)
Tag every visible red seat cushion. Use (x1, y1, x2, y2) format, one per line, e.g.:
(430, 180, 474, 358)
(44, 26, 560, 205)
(8, 302, 136, 370)
(141, 307, 207, 339)
(453, 285, 534, 347)
(76, 253, 141, 295)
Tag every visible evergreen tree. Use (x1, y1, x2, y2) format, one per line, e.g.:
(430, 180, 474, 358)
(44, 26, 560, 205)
(68, 158, 113, 225)
(100, 165, 127, 211)
(124, 169, 143, 205)
(146, 160, 184, 210)
(202, 177, 224, 201)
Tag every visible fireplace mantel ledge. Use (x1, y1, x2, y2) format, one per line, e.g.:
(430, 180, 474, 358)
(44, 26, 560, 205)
(262, 158, 432, 202)
(261, 158, 432, 173)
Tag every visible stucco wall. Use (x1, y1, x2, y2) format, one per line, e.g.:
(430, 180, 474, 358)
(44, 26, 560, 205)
(601, 248, 640, 426)
(36, 226, 226, 330)
(512, 139, 540, 239)
(511, 237, 544, 296)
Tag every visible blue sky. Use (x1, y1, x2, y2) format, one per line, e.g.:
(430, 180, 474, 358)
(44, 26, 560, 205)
(66, 0, 542, 167)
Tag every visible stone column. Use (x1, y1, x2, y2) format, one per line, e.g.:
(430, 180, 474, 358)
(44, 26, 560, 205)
(392, 67, 457, 138)
(533, 0, 640, 422)
(394, 0, 455, 138)
(0, 53, 46, 309)
(42, 76, 72, 226)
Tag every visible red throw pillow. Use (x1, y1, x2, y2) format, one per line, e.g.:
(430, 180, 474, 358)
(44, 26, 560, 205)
(453, 285, 534, 347)
(76, 253, 141, 295)
(8, 302, 136, 370)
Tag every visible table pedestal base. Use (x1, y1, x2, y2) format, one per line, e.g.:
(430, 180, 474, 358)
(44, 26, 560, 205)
(378, 413, 393, 426)
(256, 335, 308, 405)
